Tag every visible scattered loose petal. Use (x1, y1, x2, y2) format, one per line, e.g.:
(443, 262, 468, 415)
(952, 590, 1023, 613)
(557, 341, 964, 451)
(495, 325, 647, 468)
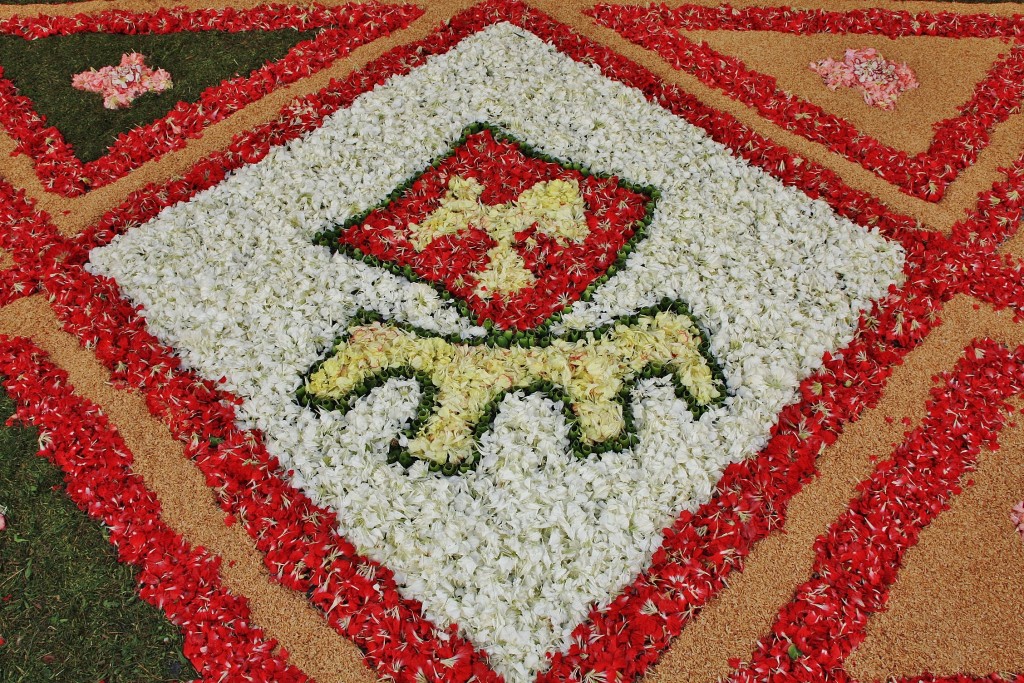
(809, 48, 919, 110)
(72, 53, 173, 110)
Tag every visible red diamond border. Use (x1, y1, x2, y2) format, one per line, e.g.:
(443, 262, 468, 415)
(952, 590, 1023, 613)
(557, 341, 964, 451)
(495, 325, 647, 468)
(0, 2, 422, 197)
(2, 2, 1024, 681)
(588, 3, 1024, 202)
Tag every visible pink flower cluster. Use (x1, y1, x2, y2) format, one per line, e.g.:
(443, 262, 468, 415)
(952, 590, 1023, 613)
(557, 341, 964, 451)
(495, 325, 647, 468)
(809, 47, 919, 110)
(1012, 501, 1024, 539)
(71, 52, 172, 109)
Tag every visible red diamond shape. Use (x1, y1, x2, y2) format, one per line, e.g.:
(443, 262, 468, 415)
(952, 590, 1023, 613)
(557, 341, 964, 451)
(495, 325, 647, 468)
(317, 125, 654, 331)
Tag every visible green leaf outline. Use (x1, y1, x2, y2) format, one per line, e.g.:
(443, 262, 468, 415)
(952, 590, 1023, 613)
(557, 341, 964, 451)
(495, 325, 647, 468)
(297, 299, 728, 476)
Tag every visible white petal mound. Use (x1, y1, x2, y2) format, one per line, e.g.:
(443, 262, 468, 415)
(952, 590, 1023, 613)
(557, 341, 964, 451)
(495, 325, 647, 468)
(89, 24, 904, 682)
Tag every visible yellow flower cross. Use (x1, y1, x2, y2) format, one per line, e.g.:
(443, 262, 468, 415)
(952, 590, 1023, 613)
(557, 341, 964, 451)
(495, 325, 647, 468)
(304, 310, 721, 468)
(406, 176, 590, 299)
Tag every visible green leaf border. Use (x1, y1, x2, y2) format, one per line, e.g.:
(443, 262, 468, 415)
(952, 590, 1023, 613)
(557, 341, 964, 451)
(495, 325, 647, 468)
(311, 121, 662, 342)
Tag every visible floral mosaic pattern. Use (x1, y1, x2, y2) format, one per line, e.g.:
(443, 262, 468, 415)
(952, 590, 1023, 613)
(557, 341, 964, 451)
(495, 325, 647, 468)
(88, 23, 902, 679)
(3, 2, 1024, 682)
(318, 125, 653, 332)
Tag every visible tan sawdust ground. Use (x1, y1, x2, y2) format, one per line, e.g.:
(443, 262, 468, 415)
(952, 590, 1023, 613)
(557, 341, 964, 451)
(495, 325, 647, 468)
(932, 106, 1024, 230)
(0, 248, 13, 271)
(845, 396, 1024, 679)
(678, 30, 1011, 155)
(625, 0, 1024, 17)
(0, 295, 377, 683)
(2, 1, 1024, 681)
(2, 0, 1023, 237)
(533, 0, 1024, 234)
(643, 295, 1024, 683)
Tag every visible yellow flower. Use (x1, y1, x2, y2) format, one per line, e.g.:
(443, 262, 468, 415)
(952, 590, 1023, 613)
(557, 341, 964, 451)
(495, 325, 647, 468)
(404, 176, 592, 300)
(307, 310, 720, 466)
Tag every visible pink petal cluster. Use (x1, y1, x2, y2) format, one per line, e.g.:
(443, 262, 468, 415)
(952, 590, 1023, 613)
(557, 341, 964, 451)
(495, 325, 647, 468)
(71, 52, 172, 110)
(1012, 501, 1024, 540)
(809, 47, 919, 111)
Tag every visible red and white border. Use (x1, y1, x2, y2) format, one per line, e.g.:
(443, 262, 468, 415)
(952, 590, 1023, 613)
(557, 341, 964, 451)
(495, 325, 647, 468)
(588, 3, 1024, 202)
(0, 2, 422, 197)
(2, 2, 1024, 682)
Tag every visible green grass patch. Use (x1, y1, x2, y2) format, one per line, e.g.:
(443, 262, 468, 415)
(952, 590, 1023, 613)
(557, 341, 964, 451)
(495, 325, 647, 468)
(0, 388, 197, 683)
(0, 28, 316, 164)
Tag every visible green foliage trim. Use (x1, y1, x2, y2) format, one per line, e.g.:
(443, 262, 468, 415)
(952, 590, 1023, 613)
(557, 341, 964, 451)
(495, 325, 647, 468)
(311, 121, 662, 343)
(296, 300, 728, 476)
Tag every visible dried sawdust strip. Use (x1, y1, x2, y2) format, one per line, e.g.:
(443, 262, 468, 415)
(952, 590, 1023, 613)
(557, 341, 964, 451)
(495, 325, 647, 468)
(0, 295, 377, 683)
(676, 30, 1010, 156)
(642, 295, 1024, 683)
(935, 106, 1024, 232)
(0, 248, 13, 270)
(513, 0, 1022, 234)
(0, 118, 67, 227)
(999, 219, 1024, 258)
(845, 396, 1024, 678)
(628, 0, 1024, 15)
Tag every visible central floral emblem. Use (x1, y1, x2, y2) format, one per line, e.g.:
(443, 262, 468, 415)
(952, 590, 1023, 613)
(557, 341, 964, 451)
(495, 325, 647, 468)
(314, 123, 653, 332)
(306, 123, 725, 473)
(89, 24, 905, 678)
(408, 174, 588, 302)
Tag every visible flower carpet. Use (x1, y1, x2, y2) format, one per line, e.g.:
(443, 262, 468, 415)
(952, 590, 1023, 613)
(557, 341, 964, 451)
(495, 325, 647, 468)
(0, 0, 1023, 682)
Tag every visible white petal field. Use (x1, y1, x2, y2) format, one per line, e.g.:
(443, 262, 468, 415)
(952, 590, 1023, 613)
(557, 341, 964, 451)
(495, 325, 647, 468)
(88, 24, 904, 681)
